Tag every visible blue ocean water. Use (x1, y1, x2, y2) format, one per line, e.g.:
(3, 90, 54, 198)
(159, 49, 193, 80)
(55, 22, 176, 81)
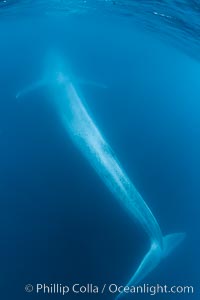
(0, 1, 200, 299)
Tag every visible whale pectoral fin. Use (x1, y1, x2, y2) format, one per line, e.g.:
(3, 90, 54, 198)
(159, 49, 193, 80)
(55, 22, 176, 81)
(16, 79, 47, 99)
(78, 78, 107, 89)
(116, 232, 186, 299)
(16, 78, 107, 100)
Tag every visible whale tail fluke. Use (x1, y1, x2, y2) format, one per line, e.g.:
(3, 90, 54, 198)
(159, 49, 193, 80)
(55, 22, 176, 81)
(163, 232, 186, 258)
(116, 232, 185, 300)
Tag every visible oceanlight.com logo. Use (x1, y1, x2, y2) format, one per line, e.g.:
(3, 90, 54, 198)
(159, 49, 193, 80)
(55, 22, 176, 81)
(24, 283, 194, 296)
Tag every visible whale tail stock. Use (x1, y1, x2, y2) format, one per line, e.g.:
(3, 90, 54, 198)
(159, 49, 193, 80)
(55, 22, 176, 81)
(116, 232, 185, 299)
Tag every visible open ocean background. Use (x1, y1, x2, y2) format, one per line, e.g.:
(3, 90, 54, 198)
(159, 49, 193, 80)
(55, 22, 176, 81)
(0, 1, 200, 299)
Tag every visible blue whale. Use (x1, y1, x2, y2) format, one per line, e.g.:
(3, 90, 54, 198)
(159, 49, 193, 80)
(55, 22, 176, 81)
(17, 54, 185, 298)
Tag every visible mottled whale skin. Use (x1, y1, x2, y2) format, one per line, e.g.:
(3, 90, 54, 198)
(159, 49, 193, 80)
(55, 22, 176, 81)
(17, 56, 185, 299)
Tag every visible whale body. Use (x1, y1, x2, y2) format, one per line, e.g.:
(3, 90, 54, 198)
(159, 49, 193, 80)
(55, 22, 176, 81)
(17, 55, 185, 298)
